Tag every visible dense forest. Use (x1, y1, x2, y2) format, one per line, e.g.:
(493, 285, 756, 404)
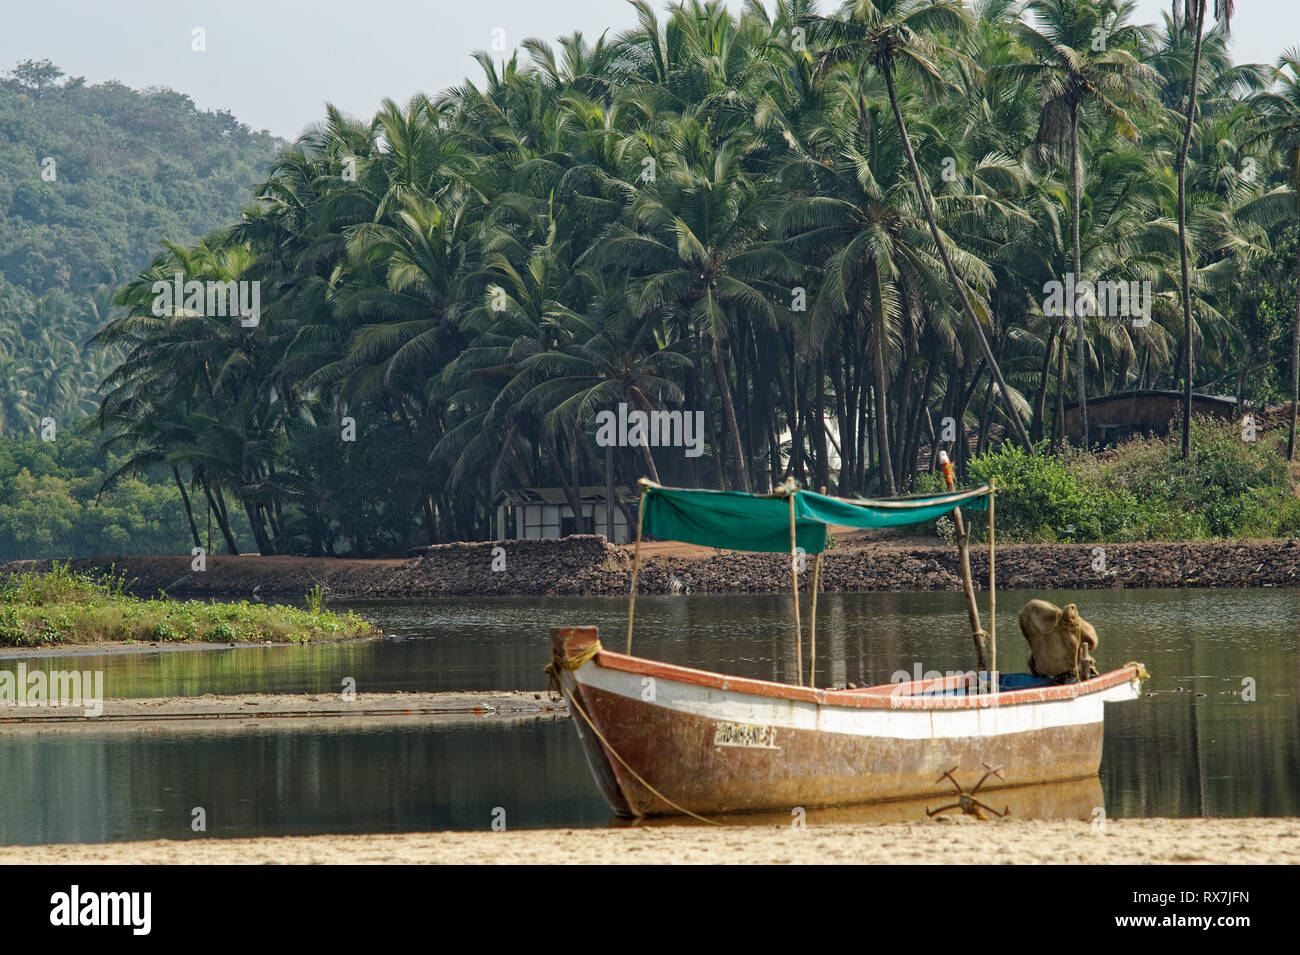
(0, 434, 245, 563)
(0, 58, 281, 433)
(13, 0, 1300, 559)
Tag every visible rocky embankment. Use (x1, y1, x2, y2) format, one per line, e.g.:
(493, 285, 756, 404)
(6, 535, 1300, 599)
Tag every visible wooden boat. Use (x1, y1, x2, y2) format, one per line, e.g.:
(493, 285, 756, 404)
(547, 473, 1145, 819)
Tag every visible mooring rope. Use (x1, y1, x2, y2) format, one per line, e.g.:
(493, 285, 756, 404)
(544, 650, 724, 827)
(1123, 661, 1151, 681)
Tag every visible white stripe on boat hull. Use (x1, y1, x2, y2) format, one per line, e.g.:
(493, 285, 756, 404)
(575, 665, 1140, 740)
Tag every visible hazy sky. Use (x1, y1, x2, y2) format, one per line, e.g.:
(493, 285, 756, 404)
(3, 0, 1296, 141)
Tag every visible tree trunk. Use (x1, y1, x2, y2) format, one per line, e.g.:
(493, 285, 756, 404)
(893, 305, 918, 488)
(578, 429, 635, 530)
(1031, 322, 1059, 444)
(1178, 1, 1206, 460)
(866, 385, 879, 493)
(786, 330, 805, 482)
(172, 466, 201, 550)
(626, 392, 662, 484)
(736, 322, 752, 486)
(1289, 236, 1300, 460)
(1071, 103, 1089, 449)
(683, 371, 701, 488)
(901, 350, 938, 489)
(201, 480, 239, 555)
(244, 501, 273, 555)
(881, 58, 1032, 452)
(1053, 332, 1068, 449)
(868, 270, 897, 494)
(933, 355, 960, 469)
(977, 378, 994, 456)
(814, 353, 829, 491)
(832, 351, 849, 493)
(954, 361, 986, 479)
(843, 328, 864, 493)
(710, 336, 750, 492)
(692, 363, 728, 489)
(420, 496, 437, 544)
(551, 431, 587, 534)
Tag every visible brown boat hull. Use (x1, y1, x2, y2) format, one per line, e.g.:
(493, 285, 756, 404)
(550, 626, 1142, 818)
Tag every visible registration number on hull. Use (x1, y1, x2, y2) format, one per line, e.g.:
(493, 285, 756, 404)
(713, 721, 779, 750)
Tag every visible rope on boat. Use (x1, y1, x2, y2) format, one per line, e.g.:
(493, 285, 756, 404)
(544, 650, 724, 827)
(1123, 661, 1151, 681)
(550, 641, 601, 672)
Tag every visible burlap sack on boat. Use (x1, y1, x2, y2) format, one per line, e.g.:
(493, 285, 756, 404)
(1018, 599, 1099, 682)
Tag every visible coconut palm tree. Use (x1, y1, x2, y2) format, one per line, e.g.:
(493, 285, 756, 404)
(812, 0, 1034, 451)
(0, 358, 36, 436)
(998, 0, 1157, 448)
(776, 75, 1025, 491)
(1250, 51, 1300, 458)
(511, 269, 691, 489)
(1174, 1, 1235, 459)
(595, 120, 797, 492)
(80, 0, 1300, 551)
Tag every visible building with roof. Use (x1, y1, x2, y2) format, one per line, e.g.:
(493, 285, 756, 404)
(493, 486, 639, 544)
(1063, 390, 1238, 446)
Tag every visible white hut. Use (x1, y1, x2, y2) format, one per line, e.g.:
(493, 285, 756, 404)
(493, 486, 638, 544)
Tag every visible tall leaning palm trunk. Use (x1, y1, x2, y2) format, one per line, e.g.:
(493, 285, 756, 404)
(1179, 0, 1235, 460)
(868, 269, 897, 494)
(876, 32, 1033, 452)
(1071, 101, 1087, 448)
(1291, 235, 1300, 460)
(1008, 0, 1160, 450)
(1178, 1, 1208, 461)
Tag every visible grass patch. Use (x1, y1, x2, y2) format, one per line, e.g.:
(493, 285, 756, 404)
(0, 563, 373, 648)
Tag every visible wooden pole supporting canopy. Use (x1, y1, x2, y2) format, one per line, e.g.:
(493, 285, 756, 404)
(626, 483, 647, 654)
(789, 491, 803, 687)
(989, 477, 997, 689)
(809, 484, 826, 688)
(809, 551, 821, 687)
(939, 451, 988, 673)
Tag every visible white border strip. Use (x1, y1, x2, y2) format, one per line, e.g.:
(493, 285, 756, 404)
(577, 665, 1138, 741)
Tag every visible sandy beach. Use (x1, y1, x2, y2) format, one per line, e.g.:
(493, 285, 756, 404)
(3, 817, 1295, 865)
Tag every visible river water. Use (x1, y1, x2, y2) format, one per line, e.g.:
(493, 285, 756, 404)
(1, 589, 1296, 843)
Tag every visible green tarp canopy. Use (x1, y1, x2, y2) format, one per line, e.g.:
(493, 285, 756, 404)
(640, 484, 990, 555)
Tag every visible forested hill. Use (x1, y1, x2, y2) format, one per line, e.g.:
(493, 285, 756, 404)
(0, 58, 282, 433)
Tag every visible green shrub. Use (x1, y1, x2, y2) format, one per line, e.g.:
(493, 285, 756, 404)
(944, 416, 1300, 543)
(964, 442, 1142, 542)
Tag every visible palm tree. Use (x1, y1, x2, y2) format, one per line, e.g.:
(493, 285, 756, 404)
(596, 121, 796, 492)
(1175, 1, 1235, 460)
(0, 357, 36, 436)
(97, 404, 205, 549)
(1251, 51, 1300, 458)
(999, 0, 1156, 448)
(776, 78, 1020, 492)
(813, 0, 1033, 451)
(82, 0, 1300, 551)
(512, 269, 690, 490)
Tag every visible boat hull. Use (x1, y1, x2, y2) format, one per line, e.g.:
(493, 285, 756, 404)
(550, 626, 1142, 818)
